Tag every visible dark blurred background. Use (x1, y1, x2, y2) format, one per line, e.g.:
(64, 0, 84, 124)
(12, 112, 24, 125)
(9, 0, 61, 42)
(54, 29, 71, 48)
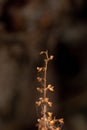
(0, 0, 87, 130)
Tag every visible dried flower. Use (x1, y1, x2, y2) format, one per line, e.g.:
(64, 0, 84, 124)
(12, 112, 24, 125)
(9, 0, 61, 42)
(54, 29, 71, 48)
(47, 84, 54, 92)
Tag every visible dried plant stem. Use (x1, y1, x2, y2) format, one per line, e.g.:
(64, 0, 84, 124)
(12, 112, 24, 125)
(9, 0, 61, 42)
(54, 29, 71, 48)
(36, 50, 64, 130)
(43, 51, 48, 129)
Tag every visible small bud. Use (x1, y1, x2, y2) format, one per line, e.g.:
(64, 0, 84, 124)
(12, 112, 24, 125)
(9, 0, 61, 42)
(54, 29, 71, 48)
(50, 120, 55, 125)
(37, 77, 42, 82)
(44, 98, 49, 103)
(47, 84, 54, 92)
(39, 97, 43, 101)
(48, 84, 51, 88)
(48, 101, 52, 107)
(36, 101, 41, 106)
(48, 112, 53, 117)
(37, 87, 43, 93)
(49, 87, 54, 92)
(37, 119, 40, 122)
(42, 67, 45, 71)
(40, 51, 45, 55)
(37, 67, 43, 72)
(49, 55, 54, 60)
(59, 118, 64, 124)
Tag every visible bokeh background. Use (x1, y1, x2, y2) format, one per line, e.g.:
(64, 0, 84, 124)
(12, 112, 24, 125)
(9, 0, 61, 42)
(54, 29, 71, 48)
(0, 0, 87, 130)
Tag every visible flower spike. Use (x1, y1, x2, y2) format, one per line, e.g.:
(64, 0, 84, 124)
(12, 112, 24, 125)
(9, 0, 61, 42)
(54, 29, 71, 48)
(36, 50, 64, 130)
